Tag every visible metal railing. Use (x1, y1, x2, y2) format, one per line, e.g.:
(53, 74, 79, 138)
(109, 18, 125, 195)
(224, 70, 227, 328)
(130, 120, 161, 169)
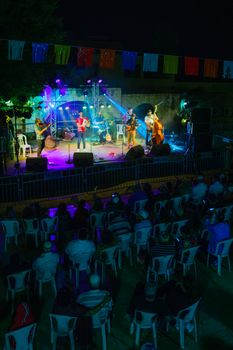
(0, 150, 226, 203)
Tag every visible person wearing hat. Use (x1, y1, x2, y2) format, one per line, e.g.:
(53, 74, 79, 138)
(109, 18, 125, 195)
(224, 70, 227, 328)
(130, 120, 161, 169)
(32, 241, 59, 281)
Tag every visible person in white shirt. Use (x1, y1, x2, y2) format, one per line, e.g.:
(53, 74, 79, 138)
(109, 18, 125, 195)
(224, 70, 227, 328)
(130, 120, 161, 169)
(191, 175, 208, 205)
(208, 175, 224, 199)
(32, 241, 59, 280)
(65, 227, 96, 261)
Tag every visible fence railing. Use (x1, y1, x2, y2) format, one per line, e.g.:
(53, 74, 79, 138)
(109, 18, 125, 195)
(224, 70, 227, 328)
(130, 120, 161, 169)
(0, 150, 226, 203)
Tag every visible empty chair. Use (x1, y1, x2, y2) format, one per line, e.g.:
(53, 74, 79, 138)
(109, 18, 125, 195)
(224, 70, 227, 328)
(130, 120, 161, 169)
(22, 218, 40, 248)
(134, 226, 152, 261)
(130, 310, 157, 349)
(90, 211, 106, 230)
(4, 323, 37, 350)
(166, 298, 201, 349)
(17, 133, 32, 157)
(207, 238, 233, 276)
(176, 246, 200, 279)
(117, 233, 133, 268)
(6, 270, 31, 305)
(49, 314, 78, 350)
(92, 306, 112, 350)
(40, 216, 58, 241)
(116, 123, 125, 143)
(147, 255, 174, 282)
(95, 245, 119, 283)
(133, 199, 148, 215)
(68, 251, 93, 288)
(171, 219, 188, 237)
(1, 220, 20, 251)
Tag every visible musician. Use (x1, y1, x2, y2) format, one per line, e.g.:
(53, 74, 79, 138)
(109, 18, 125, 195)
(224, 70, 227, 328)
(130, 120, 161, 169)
(151, 106, 164, 145)
(34, 118, 51, 157)
(94, 111, 106, 144)
(126, 113, 139, 149)
(144, 109, 154, 146)
(75, 111, 90, 151)
(122, 107, 133, 124)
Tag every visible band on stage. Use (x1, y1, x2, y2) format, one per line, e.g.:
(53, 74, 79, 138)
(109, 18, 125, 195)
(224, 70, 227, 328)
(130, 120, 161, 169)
(34, 105, 165, 157)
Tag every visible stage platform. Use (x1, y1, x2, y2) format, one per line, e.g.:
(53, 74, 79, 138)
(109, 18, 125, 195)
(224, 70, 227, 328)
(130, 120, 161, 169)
(4, 135, 186, 176)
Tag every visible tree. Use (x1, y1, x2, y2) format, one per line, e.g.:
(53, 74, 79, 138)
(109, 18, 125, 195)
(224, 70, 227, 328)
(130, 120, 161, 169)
(0, 0, 65, 101)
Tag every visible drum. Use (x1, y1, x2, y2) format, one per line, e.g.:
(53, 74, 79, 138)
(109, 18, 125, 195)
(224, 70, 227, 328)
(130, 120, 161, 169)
(45, 135, 56, 149)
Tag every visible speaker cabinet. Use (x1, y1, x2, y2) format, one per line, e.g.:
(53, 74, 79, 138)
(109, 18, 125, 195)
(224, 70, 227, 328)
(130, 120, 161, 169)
(192, 108, 211, 134)
(150, 143, 171, 156)
(26, 157, 48, 171)
(73, 152, 94, 167)
(125, 145, 144, 161)
(193, 133, 213, 152)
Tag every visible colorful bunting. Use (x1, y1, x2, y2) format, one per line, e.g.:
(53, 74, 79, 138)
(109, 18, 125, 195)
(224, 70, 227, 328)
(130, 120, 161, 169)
(77, 47, 94, 67)
(122, 51, 138, 71)
(99, 49, 116, 69)
(8, 40, 25, 61)
(32, 43, 49, 63)
(184, 57, 199, 76)
(54, 45, 71, 64)
(204, 59, 219, 78)
(223, 60, 233, 79)
(143, 53, 159, 72)
(163, 55, 179, 74)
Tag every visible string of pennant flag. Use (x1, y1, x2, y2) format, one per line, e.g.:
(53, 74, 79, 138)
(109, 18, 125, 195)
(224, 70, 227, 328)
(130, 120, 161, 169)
(3, 39, 233, 79)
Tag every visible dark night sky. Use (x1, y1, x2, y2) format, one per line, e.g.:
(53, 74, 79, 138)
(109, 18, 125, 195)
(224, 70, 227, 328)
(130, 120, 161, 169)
(58, 0, 233, 59)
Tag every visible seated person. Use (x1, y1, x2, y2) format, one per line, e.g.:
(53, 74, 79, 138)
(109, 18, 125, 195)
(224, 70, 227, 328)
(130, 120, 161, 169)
(105, 192, 125, 213)
(65, 227, 96, 263)
(205, 211, 231, 254)
(150, 231, 177, 259)
(32, 241, 59, 280)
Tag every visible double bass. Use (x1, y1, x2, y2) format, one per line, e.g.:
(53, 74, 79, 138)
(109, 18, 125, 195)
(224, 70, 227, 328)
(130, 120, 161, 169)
(152, 105, 164, 145)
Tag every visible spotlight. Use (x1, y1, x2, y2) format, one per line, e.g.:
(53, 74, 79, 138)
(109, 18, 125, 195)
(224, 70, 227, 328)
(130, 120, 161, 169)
(87, 79, 92, 84)
(98, 79, 103, 84)
(107, 104, 111, 108)
(83, 106, 87, 110)
(83, 90, 88, 96)
(55, 79, 61, 84)
(90, 105, 94, 109)
(65, 106, 69, 110)
(58, 107, 63, 110)
(100, 104, 105, 109)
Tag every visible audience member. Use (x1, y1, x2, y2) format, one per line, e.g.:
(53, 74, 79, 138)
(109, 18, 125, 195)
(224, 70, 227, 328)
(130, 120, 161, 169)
(208, 174, 224, 200)
(65, 227, 96, 263)
(32, 241, 59, 280)
(8, 293, 35, 331)
(73, 199, 89, 231)
(191, 175, 208, 205)
(106, 192, 125, 212)
(5, 206, 17, 220)
(55, 202, 72, 234)
(150, 231, 176, 259)
(206, 211, 231, 254)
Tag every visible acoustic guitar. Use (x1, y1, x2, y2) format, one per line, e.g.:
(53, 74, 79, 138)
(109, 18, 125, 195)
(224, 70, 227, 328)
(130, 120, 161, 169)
(105, 123, 112, 142)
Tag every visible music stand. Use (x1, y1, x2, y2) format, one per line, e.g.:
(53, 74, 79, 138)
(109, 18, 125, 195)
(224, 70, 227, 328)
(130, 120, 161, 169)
(62, 131, 75, 164)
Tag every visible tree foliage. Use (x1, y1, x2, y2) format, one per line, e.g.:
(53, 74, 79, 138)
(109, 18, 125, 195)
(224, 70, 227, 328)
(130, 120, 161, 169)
(0, 0, 65, 101)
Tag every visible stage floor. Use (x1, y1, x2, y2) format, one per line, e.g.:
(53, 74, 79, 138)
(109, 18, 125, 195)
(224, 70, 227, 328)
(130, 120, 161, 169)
(4, 135, 186, 175)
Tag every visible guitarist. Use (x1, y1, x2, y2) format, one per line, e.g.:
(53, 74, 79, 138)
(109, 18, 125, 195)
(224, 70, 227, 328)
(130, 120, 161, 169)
(75, 111, 90, 152)
(34, 118, 51, 157)
(126, 113, 139, 149)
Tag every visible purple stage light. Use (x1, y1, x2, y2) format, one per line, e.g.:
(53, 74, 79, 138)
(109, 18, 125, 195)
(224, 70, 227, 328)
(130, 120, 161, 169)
(98, 79, 103, 84)
(87, 79, 92, 84)
(55, 79, 61, 84)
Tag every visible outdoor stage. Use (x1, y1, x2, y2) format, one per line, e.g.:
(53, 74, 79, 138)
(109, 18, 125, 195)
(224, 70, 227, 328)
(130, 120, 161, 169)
(5, 134, 186, 176)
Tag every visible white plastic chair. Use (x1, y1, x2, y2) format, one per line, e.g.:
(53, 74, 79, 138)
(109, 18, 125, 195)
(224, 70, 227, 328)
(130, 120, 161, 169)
(33, 258, 59, 297)
(147, 255, 174, 282)
(6, 270, 31, 305)
(49, 314, 78, 350)
(117, 233, 133, 268)
(92, 306, 112, 350)
(95, 245, 119, 283)
(1, 220, 20, 251)
(133, 199, 148, 215)
(4, 323, 37, 350)
(176, 246, 200, 279)
(171, 219, 188, 236)
(22, 218, 40, 248)
(40, 216, 58, 241)
(68, 251, 93, 288)
(17, 133, 32, 157)
(134, 226, 152, 261)
(116, 123, 125, 143)
(207, 238, 233, 276)
(166, 299, 201, 349)
(130, 310, 157, 349)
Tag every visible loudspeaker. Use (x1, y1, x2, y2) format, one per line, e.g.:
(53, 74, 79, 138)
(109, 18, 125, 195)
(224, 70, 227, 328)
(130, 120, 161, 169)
(125, 145, 144, 161)
(193, 133, 213, 152)
(73, 152, 94, 167)
(192, 108, 211, 134)
(150, 143, 171, 156)
(26, 157, 48, 171)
